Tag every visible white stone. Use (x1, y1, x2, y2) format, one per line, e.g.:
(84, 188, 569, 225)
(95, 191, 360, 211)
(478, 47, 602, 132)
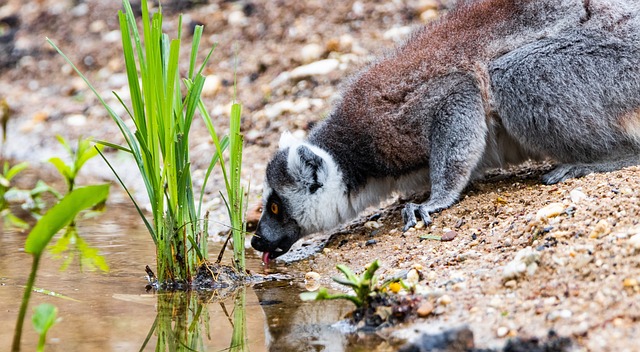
(629, 233, 640, 250)
(569, 188, 588, 203)
(383, 26, 412, 42)
(202, 75, 222, 97)
(502, 247, 541, 281)
(300, 43, 324, 63)
(290, 59, 340, 79)
(536, 202, 565, 220)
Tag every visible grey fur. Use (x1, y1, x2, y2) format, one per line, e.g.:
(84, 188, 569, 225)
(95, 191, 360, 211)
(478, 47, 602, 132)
(252, 0, 640, 258)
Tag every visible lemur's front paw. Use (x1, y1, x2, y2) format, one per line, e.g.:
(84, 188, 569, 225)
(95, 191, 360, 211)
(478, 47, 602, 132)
(542, 164, 592, 184)
(401, 203, 432, 232)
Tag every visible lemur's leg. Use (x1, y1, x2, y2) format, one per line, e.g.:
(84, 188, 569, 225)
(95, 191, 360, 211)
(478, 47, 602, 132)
(402, 79, 487, 231)
(542, 156, 640, 184)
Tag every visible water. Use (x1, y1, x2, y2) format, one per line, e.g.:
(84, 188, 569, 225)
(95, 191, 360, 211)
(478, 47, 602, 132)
(0, 202, 384, 351)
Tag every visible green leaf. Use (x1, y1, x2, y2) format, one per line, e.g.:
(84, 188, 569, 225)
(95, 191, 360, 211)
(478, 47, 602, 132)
(336, 264, 359, 283)
(48, 157, 73, 181)
(363, 259, 380, 281)
(25, 184, 110, 255)
(32, 303, 58, 335)
(299, 291, 321, 301)
(332, 276, 360, 289)
(6, 162, 29, 181)
(75, 140, 102, 172)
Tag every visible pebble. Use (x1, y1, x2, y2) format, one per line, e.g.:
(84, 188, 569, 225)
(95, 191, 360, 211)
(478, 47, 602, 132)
(201, 75, 222, 97)
(628, 233, 640, 250)
(407, 269, 420, 285)
(227, 10, 248, 27)
(65, 114, 87, 126)
(290, 59, 340, 79)
(547, 309, 572, 321)
(437, 294, 452, 306)
(414, 220, 425, 229)
(569, 188, 588, 203)
(623, 278, 638, 288)
(364, 221, 382, 229)
(300, 43, 324, 63)
(417, 301, 434, 317)
(496, 326, 509, 338)
(589, 219, 611, 239)
(383, 26, 412, 42)
(442, 230, 458, 241)
(420, 9, 439, 22)
(502, 247, 541, 282)
(536, 202, 565, 221)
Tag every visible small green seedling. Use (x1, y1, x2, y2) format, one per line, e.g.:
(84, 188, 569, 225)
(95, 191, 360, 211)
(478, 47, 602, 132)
(47, 135, 108, 272)
(301, 259, 383, 308)
(32, 303, 59, 352)
(48, 135, 103, 193)
(0, 161, 29, 228)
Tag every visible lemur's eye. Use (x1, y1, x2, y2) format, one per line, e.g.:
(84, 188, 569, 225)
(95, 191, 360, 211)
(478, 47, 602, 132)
(270, 203, 279, 215)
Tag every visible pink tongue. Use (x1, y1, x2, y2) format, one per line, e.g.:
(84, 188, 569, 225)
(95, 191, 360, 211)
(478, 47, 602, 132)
(262, 252, 271, 265)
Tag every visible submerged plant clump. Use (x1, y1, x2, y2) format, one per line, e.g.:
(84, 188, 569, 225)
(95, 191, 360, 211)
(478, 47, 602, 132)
(49, 0, 249, 289)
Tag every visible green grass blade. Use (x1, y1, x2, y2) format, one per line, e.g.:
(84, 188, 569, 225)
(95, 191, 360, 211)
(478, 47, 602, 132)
(96, 148, 156, 243)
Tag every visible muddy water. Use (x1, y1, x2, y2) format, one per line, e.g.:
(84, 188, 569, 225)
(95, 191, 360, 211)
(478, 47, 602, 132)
(0, 202, 375, 351)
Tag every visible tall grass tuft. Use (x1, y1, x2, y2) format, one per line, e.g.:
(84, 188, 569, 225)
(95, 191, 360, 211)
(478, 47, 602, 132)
(48, 0, 247, 286)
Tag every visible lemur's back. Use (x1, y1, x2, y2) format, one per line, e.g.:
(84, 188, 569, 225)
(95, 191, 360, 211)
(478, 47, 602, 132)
(310, 0, 640, 187)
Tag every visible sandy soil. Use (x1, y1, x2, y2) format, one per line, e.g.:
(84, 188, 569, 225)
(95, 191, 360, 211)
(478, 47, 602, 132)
(1, 0, 639, 351)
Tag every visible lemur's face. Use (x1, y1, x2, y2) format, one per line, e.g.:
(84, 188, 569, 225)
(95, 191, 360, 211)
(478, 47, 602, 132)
(251, 149, 303, 263)
(251, 186, 302, 263)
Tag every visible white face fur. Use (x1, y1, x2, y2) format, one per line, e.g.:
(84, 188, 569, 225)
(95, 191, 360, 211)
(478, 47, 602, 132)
(273, 132, 356, 235)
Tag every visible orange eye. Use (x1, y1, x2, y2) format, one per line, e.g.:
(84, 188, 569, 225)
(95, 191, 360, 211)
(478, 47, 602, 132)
(270, 203, 279, 215)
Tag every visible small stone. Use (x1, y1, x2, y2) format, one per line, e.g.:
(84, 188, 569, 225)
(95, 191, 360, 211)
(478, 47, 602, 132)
(502, 247, 541, 282)
(201, 75, 222, 97)
(305, 271, 320, 281)
(89, 20, 107, 33)
(407, 269, 420, 285)
(589, 219, 611, 239)
(442, 230, 458, 241)
(290, 59, 340, 79)
(414, 220, 425, 229)
(264, 100, 295, 119)
(417, 301, 434, 317)
(569, 188, 588, 203)
(416, 0, 439, 12)
(496, 326, 509, 338)
(420, 9, 439, 22)
(364, 221, 382, 229)
(536, 202, 565, 221)
(323, 248, 331, 254)
(623, 278, 638, 288)
(383, 26, 412, 42)
(65, 114, 87, 127)
(304, 272, 321, 291)
(504, 280, 517, 288)
(628, 234, 640, 250)
(227, 10, 247, 26)
(437, 294, 452, 306)
(300, 43, 324, 63)
(547, 309, 572, 321)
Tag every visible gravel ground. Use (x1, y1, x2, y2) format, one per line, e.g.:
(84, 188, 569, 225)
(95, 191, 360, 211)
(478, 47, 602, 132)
(1, 0, 639, 351)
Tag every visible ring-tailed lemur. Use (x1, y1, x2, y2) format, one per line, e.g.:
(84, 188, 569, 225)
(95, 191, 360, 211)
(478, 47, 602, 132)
(252, 0, 640, 262)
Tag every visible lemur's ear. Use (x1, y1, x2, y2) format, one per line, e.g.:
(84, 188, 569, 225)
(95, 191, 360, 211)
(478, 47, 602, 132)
(288, 145, 326, 194)
(278, 131, 300, 150)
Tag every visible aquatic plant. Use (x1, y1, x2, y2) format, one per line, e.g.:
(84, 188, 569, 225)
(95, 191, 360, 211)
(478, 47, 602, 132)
(0, 161, 30, 228)
(12, 184, 110, 352)
(31, 304, 59, 352)
(300, 260, 382, 308)
(48, 0, 247, 286)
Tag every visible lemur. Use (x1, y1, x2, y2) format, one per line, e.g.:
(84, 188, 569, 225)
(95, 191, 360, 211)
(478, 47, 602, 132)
(251, 0, 640, 262)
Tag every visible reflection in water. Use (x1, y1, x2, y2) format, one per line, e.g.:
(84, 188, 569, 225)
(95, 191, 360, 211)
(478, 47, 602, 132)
(0, 202, 391, 351)
(145, 287, 250, 352)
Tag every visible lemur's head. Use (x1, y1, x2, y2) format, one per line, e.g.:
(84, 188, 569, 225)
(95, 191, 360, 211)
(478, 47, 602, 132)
(251, 132, 347, 263)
